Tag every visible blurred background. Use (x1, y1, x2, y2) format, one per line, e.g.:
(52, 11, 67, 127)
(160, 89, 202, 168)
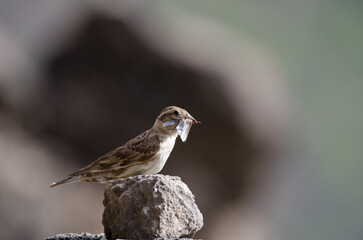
(0, 0, 362, 240)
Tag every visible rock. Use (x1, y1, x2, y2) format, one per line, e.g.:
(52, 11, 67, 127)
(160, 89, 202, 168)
(45, 232, 105, 240)
(45, 232, 198, 240)
(103, 174, 203, 240)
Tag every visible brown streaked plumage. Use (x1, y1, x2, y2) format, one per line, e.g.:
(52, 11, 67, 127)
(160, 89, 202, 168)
(50, 106, 200, 187)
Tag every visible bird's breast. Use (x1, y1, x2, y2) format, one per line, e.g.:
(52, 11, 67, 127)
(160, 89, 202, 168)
(158, 134, 177, 160)
(130, 134, 177, 176)
(146, 134, 177, 174)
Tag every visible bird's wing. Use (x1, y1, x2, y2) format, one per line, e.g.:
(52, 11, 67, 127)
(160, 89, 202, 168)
(69, 130, 160, 176)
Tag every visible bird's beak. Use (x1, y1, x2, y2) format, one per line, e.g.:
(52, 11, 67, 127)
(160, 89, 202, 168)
(187, 113, 201, 125)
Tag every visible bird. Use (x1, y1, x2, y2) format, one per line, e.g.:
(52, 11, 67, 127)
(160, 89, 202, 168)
(50, 106, 200, 187)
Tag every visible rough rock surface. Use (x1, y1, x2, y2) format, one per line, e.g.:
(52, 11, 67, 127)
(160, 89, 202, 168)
(103, 174, 203, 240)
(45, 232, 197, 240)
(45, 232, 106, 240)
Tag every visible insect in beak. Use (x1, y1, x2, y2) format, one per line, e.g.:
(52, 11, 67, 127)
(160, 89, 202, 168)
(177, 114, 200, 142)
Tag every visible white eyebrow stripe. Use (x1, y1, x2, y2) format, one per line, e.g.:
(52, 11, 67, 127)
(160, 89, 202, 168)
(163, 120, 179, 127)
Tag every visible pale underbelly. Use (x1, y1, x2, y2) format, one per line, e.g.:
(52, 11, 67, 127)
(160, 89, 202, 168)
(129, 150, 172, 176)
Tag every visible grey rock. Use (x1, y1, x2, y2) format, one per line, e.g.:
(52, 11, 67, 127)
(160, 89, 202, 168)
(103, 174, 203, 240)
(45, 232, 106, 240)
(45, 232, 198, 240)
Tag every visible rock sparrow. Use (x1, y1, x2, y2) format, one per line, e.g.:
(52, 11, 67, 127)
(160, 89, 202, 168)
(50, 106, 199, 187)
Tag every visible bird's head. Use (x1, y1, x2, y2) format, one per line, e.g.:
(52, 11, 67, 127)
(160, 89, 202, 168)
(154, 106, 200, 142)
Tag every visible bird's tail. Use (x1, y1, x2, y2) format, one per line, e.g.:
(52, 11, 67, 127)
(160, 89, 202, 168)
(50, 175, 81, 188)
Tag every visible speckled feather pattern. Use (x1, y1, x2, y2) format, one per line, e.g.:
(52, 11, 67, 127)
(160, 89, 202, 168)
(50, 106, 199, 187)
(70, 128, 165, 182)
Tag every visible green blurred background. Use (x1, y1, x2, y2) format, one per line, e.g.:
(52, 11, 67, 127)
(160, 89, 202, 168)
(167, 0, 363, 239)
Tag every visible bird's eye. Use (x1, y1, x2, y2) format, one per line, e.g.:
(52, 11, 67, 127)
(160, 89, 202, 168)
(173, 111, 179, 115)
